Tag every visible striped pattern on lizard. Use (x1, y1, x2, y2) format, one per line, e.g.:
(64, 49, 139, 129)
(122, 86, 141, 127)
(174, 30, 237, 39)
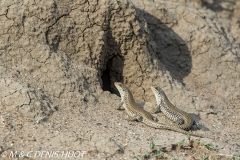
(114, 82, 203, 137)
(150, 86, 194, 130)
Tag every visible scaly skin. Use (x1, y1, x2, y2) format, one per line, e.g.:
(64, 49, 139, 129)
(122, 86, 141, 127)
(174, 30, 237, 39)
(114, 82, 203, 138)
(151, 86, 193, 130)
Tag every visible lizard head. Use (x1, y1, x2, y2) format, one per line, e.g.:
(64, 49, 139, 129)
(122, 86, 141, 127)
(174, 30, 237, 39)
(114, 82, 135, 103)
(150, 85, 166, 103)
(150, 85, 164, 95)
(114, 82, 128, 97)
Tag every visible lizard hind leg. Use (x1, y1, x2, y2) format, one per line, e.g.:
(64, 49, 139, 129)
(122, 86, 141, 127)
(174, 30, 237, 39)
(124, 113, 143, 122)
(135, 115, 143, 122)
(175, 118, 184, 125)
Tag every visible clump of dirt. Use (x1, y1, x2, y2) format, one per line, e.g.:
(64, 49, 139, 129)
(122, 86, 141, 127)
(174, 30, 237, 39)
(0, 0, 239, 159)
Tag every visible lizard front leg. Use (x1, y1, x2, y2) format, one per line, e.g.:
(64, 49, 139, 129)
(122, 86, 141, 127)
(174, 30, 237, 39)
(151, 107, 162, 114)
(116, 102, 125, 110)
(152, 116, 158, 122)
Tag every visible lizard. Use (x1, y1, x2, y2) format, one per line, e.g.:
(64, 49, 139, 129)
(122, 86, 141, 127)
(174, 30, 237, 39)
(114, 82, 204, 137)
(150, 86, 194, 130)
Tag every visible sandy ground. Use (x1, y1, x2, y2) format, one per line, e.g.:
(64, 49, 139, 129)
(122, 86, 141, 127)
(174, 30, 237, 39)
(0, 0, 239, 159)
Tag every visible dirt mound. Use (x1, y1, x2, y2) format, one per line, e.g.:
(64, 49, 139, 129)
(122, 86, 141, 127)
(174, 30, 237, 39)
(0, 0, 239, 159)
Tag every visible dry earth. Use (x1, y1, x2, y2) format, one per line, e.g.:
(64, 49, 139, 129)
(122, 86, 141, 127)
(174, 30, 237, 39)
(0, 0, 239, 159)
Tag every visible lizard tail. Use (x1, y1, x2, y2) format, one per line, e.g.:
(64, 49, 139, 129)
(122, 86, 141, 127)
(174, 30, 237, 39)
(163, 125, 204, 138)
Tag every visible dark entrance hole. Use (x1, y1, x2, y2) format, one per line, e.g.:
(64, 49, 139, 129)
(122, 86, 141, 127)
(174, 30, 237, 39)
(101, 55, 124, 95)
(101, 67, 111, 92)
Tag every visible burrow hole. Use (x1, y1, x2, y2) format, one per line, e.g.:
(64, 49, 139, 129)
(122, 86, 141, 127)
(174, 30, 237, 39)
(101, 55, 124, 95)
